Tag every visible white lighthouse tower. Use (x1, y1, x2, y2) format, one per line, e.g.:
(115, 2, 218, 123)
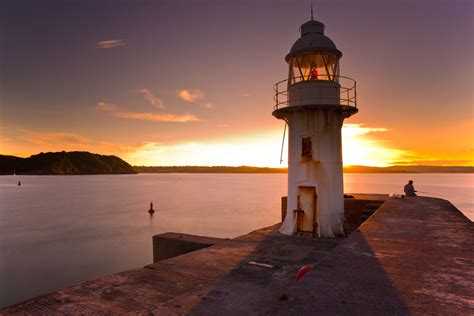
(273, 16, 358, 238)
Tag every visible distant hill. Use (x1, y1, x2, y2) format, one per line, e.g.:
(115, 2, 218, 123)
(344, 165, 474, 173)
(3, 153, 471, 175)
(0, 151, 136, 175)
(134, 165, 473, 174)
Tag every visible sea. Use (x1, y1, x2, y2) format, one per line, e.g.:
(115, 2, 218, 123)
(0, 173, 472, 308)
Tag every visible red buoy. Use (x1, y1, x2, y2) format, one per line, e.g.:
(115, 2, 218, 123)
(295, 265, 312, 283)
(148, 202, 155, 214)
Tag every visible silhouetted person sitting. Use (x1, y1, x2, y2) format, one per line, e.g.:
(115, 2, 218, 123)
(404, 180, 417, 197)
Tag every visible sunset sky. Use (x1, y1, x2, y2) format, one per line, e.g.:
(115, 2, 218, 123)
(1, 0, 473, 167)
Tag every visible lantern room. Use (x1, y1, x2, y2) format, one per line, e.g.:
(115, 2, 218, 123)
(286, 20, 342, 84)
(273, 18, 357, 110)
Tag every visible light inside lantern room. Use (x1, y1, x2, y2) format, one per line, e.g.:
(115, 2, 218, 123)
(289, 52, 339, 83)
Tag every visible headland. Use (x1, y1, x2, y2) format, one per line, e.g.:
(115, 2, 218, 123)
(0, 152, 136, 175)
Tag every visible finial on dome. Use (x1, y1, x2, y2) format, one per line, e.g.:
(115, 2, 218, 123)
(311, 2, 314, 21)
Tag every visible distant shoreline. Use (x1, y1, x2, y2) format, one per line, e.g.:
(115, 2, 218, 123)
(134, 165, 474, 174)
(2, 151, 472, 174)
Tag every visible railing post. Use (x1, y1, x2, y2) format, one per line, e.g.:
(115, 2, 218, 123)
(354, 81, 357, 107)
(276, 88, 278, 109)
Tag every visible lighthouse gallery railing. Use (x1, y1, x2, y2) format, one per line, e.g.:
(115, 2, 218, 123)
(273, 75, 357, 110)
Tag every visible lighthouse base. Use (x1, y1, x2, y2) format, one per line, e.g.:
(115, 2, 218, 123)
(279, 209, 346, 238)
(317, 212, 347, 238)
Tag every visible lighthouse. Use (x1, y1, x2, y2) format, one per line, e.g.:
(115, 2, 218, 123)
(273, 16, 358, 238)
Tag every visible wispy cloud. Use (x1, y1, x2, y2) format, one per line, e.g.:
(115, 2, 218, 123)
(137, 89, 165, 109)
(177, 89, 205, 103)
(97, 39, 126, 49)
(96, 102, 117, 111)
(115, 112, 199, 123)
(343, 123, 388, 135)
(241, 93, 253, 97)
(20, 130, 92, 147)
(96, 101, 198, 123)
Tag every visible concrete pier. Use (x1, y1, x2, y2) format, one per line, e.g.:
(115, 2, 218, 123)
(2, 195, 473, 315)
(272, 196, 474, 315)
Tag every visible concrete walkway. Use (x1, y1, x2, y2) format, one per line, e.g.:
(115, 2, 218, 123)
(272, 196, 474, 315)
(2, 196, 473, 315)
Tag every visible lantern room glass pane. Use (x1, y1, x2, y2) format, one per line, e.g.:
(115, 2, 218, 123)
(288, 52, 339, 84)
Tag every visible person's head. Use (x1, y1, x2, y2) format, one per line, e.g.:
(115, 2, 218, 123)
(409, 180, 413, 184)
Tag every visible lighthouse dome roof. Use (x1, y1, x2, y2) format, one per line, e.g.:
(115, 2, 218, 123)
(285, 20, 342, 62)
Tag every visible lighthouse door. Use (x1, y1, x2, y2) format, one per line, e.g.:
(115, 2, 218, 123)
(297, 186, 317, 233)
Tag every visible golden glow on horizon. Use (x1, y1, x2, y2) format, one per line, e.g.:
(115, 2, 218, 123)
(124, 124, 414, 167)
(341, 124, 411, 167)
(2, 123, 472, 167)
(125, 135, 283, 167)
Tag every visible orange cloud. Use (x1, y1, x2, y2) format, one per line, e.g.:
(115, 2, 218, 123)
(115, 111, 199, 123)
(22, 131, 92, 147)
(137, 89, 165, 109)
(342, 123, 387, 135)
(96, 102, 117, 111)
(0, 127, 141, 160)
(177, 89, 204, 103)
(97, 39, 126, 48)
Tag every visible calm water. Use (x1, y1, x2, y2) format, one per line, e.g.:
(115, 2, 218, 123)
(0, 173, 472, 307)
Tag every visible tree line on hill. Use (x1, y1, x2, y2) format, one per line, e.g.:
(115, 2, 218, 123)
(0, 152, 136, 175)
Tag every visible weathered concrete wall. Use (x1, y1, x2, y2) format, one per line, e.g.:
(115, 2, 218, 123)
(281, 196, 287, 222)
(281, 108, 347, 237)
(343, 197, 385, 232)
(153, 233, 228, 262)
(280, 194, 386, 232)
